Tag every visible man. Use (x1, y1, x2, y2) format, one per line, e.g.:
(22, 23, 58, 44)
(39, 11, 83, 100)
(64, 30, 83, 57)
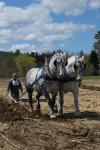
(6, 73, 23, 103)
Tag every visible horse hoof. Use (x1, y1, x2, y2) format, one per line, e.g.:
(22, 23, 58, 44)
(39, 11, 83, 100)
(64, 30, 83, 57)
(50, 114, 57, 119)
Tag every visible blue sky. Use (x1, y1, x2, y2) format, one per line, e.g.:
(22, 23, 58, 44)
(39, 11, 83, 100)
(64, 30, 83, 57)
(0, 0, 100, 54)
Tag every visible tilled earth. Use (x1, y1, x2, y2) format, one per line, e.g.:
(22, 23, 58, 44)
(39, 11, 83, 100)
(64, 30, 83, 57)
(0, 80, 100, 150)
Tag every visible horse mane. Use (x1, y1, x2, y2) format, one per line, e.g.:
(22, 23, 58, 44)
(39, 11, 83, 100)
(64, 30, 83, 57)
(50, 53, 61, 62)
(44, 53, 63, 79)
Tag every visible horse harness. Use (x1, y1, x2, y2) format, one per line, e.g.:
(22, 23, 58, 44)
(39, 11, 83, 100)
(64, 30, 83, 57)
(28, 58, 81, 94)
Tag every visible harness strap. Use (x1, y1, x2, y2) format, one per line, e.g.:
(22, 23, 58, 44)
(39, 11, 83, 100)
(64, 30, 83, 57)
(44, 58, 54, 79)
(44, 57, 61, 81)
(44, 58, 78, 82)
(28, 59, 81, 90)
(27, 68, 45, 89)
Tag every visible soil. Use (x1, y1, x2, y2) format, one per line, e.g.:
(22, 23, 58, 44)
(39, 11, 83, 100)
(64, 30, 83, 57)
(0, 80, 100, 150)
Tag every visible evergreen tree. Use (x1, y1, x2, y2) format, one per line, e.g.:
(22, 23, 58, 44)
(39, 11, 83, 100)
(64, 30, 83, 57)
(89, 50, 99, 75)
(94, 31, 100, 54)
(79, 50, 84, 57)
(15, 49, 21, 56)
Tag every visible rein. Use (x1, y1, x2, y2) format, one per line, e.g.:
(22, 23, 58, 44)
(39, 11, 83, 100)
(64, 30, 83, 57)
(27, 68, 45, 90)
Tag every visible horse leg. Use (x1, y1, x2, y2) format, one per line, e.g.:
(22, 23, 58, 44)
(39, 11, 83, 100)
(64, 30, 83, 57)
(36, 92, 42, 113)
(40, 86, 57, 119)
(72, 89, 81, 116)
(59, 91, 64, 116)
(42, 88, 55, 113)
(52, 93, 58, 113)
(28, 91, 33, 112)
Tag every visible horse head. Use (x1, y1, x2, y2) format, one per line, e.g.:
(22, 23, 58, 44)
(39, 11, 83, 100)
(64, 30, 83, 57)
(74, 56, 86, 81)
(66, 55, 86, 81)
(49, 52, 67, 79)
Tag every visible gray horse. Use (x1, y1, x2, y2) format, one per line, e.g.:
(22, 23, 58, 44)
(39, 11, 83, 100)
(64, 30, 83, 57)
(25, 53, 67, 114)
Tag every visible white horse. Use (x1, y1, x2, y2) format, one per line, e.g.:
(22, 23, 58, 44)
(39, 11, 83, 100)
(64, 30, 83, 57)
(58, 56, 86, 116)
(25, 53, 67, 113)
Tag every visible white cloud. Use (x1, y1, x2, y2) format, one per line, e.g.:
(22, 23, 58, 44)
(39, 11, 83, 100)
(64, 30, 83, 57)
(89, 0, 100, 9)
(42, 0, 100, 16)
(12, 22, 95, 44)
(34, 23, 95, 43)
(0, 39, 7, 44)
(0, 2, 26, 27)
(42, 0, 88, 16)
(9, 43, 53, 53)
(0, 28, 13, 40)
(0, 2, 51, 27)
(0, 1, 97, 53)
(11, 44, 37, 53)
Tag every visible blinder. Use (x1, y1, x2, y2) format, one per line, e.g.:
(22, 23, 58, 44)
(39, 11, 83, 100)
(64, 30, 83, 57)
(54, 59, 57, 67)
(74, 63, 78, 70)
(83, 63, 86, 70)
(65, 60, 68, 66)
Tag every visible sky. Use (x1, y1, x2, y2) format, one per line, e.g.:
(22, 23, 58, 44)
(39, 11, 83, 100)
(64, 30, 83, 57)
(0, 0, 100, 54)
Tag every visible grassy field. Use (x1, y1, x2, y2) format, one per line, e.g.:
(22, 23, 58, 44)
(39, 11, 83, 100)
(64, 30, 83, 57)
(83, 76, 100, 80)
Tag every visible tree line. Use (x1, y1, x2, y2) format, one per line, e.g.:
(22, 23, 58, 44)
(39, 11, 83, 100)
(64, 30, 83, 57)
(0, 49, 63, 77)
(0, 31, 100, 78)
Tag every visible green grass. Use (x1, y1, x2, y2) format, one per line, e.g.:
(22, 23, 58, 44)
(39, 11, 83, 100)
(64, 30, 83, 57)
(83, 76, 100, 80)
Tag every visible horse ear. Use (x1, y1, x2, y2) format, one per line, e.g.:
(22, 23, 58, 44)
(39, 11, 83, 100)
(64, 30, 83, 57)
(78, 56, 84, 63)
(62, 52, 67, 59)
(54, 60, 57, 67)
(63, 52, 66, 56)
